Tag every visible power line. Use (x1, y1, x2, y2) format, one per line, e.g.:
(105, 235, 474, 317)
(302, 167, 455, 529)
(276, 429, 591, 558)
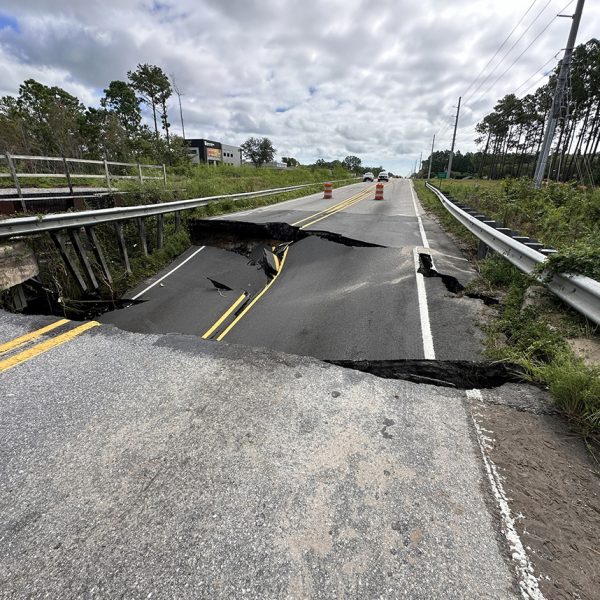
(518, 68, 556, 97)
(468, 1, 574, 109)
(460, 55, 561, 144)
(463, 0, 554, 105)
(462, 0, 539, 99)
(513, 52, 560, 95)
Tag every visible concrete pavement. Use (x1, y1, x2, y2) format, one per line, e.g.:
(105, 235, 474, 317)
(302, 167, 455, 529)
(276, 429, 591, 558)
(0, 310, 518, 598)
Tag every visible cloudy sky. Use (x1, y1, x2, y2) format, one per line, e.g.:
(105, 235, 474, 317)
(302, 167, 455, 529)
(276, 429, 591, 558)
(0, 0, 598, 174)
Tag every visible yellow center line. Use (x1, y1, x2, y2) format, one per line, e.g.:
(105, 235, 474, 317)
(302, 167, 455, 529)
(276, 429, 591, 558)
(204, 185, 373, 342)
(299, 187, 373, 229)
(290, 187, 373, 227)
(291, 190, 368, 227)
(0, 318, 71, 355)
(201, 292, 247, 339)
(216, 246, 290, 341)
(0, 321, 100, 373)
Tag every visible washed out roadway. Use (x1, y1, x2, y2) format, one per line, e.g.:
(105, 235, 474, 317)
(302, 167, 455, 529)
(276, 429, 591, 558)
(0, 179, 530, 597)
(101, 179, 486, 361)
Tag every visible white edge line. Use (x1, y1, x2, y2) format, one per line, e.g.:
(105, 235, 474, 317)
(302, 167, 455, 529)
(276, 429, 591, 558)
(131, 246, 206, 300)
(409, 180, 430, 249)
(412, 247, 435, 360)
(466, 389, 546, 600)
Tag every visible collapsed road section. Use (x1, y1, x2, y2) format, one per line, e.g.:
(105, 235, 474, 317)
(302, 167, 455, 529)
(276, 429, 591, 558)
(97, 218, 509, 385)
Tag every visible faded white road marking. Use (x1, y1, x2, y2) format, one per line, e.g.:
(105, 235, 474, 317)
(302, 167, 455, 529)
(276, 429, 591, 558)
(466, 389, 546, 600)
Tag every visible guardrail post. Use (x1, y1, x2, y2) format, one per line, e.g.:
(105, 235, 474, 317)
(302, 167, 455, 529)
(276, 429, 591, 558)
(477, 240, 489, 260)
(103, 159, 112, 192)
(85, 226, 112, 284)
(68, 229, 99, 290)
(5, 152, 25, 211)
(114, 222, 131, 274)
(50, 231, 88, 293)
(156, 214, 164, 250)
(174, 211, 181, 233)
(137, 218, 148, 256)
(63, 157, 74, 196)
(138, 163, 144, 184)
(162, 164, 167, 187)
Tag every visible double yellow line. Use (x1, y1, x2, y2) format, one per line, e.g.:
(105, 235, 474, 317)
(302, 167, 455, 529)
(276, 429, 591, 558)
(291, 185, 375, 229)
(202, 246, 290, 341)
(203, 185, 374, 341)
(0, 319, 99, 373)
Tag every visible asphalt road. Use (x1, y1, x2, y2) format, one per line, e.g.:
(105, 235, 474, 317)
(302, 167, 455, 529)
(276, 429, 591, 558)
(0, 181, 539, 597)
(100, 179, 487, 361)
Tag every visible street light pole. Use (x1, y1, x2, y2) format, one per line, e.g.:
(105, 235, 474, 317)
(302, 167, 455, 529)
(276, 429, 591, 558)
(170, 75, 186, 140)
(533, 0, 585, 188)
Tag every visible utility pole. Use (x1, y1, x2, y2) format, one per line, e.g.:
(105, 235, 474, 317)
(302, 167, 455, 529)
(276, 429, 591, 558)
(418, 151, 422, 178)
(533, 0, 585, 188)
(446, 96, 461, 179)
(427, 133, 436, 179)
(170, 75, 186, 140)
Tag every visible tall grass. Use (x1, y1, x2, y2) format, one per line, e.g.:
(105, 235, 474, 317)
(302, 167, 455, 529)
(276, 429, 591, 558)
(434, 178, 600, 279)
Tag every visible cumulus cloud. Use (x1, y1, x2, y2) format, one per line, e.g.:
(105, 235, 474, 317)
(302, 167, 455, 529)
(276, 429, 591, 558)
(0, 0, 598, 173)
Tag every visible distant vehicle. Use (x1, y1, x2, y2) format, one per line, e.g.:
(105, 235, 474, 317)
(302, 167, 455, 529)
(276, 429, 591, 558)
(377, 171, 389, 181)
(363, 172, 374, 182)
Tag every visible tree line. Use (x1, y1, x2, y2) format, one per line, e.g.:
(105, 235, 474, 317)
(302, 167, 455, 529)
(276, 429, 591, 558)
(0, 64, 187, 164)
(472, 37, 600, 184)
(416, 38, 600, 184)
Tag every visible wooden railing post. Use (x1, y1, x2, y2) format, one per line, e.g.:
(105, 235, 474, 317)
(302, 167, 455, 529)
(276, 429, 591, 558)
(103, 159, 112, 191)
(137, 218, 148, 256)
(5, 152, 25, 211)
(162, 164, 167, 187)
(63, 157, 74, 195)
(114, 222, 131, 273)
(138, 163, 144, 184)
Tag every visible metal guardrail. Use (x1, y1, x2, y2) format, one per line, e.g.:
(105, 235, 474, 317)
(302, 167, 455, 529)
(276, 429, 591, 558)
(0, 178, 360, 239)
(425, 181, 600, 326)
(0, 176, 361, 296)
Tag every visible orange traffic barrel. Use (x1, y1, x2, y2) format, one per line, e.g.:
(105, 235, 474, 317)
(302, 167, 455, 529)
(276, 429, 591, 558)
(323, 182, 333, 199)
(375, 183, 384, 200)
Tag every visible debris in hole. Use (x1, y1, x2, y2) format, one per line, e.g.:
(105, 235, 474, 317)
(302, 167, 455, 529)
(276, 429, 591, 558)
(418, 253, 498, 305)
(261, 247, 281, 277)
(327, 359, 527, 389)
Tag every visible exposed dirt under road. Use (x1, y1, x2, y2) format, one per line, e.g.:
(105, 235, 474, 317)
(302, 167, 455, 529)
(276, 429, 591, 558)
(469, 385, 600, 600)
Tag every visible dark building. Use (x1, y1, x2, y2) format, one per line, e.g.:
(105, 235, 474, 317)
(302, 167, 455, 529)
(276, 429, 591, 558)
(187, 139, 241, 167)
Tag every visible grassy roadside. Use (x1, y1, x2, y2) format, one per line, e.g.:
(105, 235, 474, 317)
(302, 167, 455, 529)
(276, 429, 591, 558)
(414, 179, 600, 442)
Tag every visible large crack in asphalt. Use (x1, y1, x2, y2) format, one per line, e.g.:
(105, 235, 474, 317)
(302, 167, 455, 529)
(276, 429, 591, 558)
(188, 219, 383, 254)
(328, 359, 527, 389)
(418, 253, 498, 306)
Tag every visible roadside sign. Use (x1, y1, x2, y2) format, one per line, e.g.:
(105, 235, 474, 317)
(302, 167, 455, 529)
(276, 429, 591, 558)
(437, 172, 448, 179)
